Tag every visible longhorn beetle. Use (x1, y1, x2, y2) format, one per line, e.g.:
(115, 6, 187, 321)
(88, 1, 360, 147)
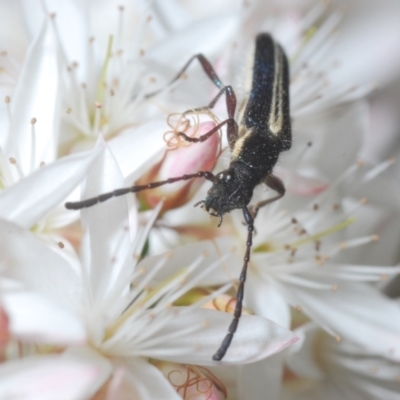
(65, 33, 291, 361)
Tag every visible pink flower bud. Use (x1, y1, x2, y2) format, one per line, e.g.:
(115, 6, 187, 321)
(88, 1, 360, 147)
(153, 360, 225, 400)
(0, 307, 10, 356)
(137, 121, 219, 212)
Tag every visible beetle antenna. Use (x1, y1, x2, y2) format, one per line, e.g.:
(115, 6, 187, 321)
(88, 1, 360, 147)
(65, 171, 215, 210)
(212, 206, 253, 361)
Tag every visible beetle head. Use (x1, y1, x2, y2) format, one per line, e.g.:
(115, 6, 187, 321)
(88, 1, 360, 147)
(196, 167, 254, 221)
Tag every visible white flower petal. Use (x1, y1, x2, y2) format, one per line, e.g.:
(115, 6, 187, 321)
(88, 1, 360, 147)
(288, 101, 368, 181)
(246, 275, 291, 328)
(1, 291, 85, 345)
(107, 120, 167, 182)
(5, 18, 62, 177)
(281, 279, 400, 360)
(0, 219, 82, 313)
(127, 307, 297, 366)
(81, 138, 133, 304)
(330, 1, 400, 87)
(139, 237, 242, 286)
(286, 322, 400, 400)
(20, 0, 89, 80)
(147, 15, 240, 65)
(285, 322, 325, 380)
(0, 352, 111, 400)
(0, 148, 101, 228)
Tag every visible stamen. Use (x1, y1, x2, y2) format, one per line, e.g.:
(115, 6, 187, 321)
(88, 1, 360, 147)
(308, 162, 360, 208)
(4, 96, 11, 122)
(1, 51, 20, 72)
(65, 107, 90, 135)
(116, 6, 125, 54)
(330, 234, 379, 257)
(362, 157, 395, 182)
(9, 157, 24, 179)
(132, 201, 164, 260)
(292, 11, 342, 75)
(287, 216, 356, 250)
(111, 264, 196, 338)
(0, 66, 16, 85)
(93, 102, 102, 136)
(97, 35, 114, 106)
(30, 118, 37, 172)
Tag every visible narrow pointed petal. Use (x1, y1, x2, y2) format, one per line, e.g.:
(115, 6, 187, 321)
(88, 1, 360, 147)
(0, 219, 82, 313)
(20, 0, 89, 80)
(5, 18, 62, 177)
(0, 352, 111, 400)
(0, 147, 102, 228)
(81, 138, 133, 304)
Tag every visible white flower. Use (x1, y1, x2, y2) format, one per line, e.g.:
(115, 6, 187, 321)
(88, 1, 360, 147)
(1, 1, 400, 398)
(284, 322, 400, 400)
(0, 141, 296, 399)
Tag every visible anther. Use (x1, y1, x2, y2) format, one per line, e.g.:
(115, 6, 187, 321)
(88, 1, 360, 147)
(371, 234, 379, 242)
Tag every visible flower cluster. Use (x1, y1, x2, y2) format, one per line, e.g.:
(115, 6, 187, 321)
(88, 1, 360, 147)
(1, 1, 400, 399)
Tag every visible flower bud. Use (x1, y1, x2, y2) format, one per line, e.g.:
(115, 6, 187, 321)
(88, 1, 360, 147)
(153, 360, 225, 400)
(137, 121, 219, 212)
(0, 307, 10, 355)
